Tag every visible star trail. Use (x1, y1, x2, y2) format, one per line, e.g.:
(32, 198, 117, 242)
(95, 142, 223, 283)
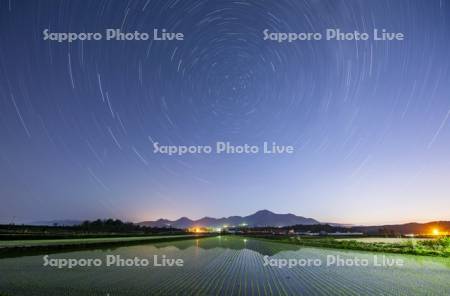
(0, 0, 449, 225)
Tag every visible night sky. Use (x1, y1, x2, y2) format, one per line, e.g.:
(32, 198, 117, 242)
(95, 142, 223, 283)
(0, 0, 449, 225)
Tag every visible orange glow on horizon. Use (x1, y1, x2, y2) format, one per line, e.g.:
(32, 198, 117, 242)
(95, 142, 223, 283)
(188, 226, 206, 233)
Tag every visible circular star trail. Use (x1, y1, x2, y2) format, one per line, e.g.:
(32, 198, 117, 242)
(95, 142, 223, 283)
(0, 0, 449, 224)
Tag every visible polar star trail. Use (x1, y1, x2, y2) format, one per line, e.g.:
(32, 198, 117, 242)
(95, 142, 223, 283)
(0, 0, 449, 225)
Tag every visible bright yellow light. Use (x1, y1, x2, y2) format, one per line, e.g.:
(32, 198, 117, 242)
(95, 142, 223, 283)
(432, 228, 439, 235)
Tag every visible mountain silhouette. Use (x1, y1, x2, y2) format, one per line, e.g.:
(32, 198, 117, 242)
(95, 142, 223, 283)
(138, 209, 319, 228)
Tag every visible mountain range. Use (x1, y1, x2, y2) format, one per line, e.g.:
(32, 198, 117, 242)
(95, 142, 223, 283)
(26, 211, 449, 235)
(138, 210, 319, 228)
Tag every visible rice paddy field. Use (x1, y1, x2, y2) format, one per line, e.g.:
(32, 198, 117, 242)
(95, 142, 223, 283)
(0, 236, 449, 295)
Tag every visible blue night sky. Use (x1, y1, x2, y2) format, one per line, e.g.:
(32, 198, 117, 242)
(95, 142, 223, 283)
(0, 0, 449, 225)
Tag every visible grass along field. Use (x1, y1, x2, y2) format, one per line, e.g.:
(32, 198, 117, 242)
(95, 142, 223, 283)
(336, 237, 431, 243)
(0, 236, 449, 295)
(255, 235, 450, 257)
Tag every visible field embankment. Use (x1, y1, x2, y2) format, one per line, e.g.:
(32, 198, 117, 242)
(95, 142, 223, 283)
(248, 235, 450, 257)
(0, 234, 215, 258)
